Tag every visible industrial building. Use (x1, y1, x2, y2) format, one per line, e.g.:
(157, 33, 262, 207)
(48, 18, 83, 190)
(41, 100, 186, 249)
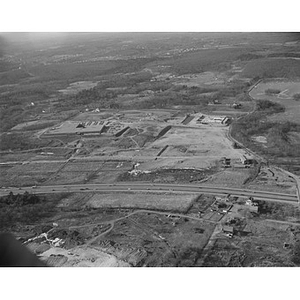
(196, 114, 231, 126)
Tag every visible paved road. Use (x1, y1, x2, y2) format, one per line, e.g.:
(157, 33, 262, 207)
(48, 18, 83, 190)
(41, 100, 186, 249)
(0, 182, 297, 203)
(227, 79, 300, 204)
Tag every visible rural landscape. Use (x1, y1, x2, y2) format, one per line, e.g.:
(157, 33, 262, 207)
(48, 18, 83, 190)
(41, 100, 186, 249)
(1, 32, 300, 267)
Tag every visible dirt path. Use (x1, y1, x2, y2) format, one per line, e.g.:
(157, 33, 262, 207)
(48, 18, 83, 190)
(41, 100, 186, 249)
(265, 219, 300, 227)
(69, 209, 218, 247)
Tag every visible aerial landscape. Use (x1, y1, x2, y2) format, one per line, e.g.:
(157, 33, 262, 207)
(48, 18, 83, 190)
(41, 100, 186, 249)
(0, 32, 300, 267)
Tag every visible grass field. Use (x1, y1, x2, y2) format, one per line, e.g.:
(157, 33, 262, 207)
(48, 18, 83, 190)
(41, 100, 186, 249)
(7, 162, 63, 174)
(86, 192, 199, 212)
(61, 161, 103, 172)
(250, 80, 300, 124)
(58, 81, 99, 95)
(46, 171, 92, 185)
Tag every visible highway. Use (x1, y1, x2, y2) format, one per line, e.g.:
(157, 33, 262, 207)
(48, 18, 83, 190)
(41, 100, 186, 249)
(0, 182, 298, 204)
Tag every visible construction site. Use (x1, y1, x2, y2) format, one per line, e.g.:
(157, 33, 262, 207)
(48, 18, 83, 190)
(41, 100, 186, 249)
(2, 106, 299, 267)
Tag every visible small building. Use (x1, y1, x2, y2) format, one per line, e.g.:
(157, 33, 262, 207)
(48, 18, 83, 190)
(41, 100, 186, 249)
(245, 199, 253, 206)
(248, 205, 258, 213)
(196, 114, 231, 126)
(76, 123, 85, 128)
(232, 103, 242, 109)
(233, 142, 242, 149)
(222, 225, 234, 234)
(222, 157, 231, 168)
(240, 156, 256, 167)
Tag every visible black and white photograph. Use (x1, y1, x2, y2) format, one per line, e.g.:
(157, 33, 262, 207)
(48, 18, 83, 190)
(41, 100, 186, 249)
(0, 0, 299, 299)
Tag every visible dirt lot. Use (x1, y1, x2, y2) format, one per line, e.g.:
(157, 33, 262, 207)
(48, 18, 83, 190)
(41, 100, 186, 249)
(137, 126, 246, 170)
(118, 168, 213, 184)
(250, 80, 300, 124)
(40, 245, 130, 267)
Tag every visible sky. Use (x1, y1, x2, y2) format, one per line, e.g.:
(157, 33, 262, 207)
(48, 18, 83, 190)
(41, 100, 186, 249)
(1, 0, 299, 32)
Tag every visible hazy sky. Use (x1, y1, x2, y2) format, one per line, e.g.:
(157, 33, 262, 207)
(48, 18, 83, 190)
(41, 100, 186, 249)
(1, 1, 299, 32)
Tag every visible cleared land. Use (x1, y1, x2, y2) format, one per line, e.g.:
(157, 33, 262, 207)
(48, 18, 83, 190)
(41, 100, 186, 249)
(86, 192, 199, 212)
(138, 126, 246, 170)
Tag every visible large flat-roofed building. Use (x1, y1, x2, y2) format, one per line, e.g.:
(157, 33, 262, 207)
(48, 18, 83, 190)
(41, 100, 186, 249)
(45, 120, 105, 136)
(44, 120, 129, 137)
(196, 114, 230, 126)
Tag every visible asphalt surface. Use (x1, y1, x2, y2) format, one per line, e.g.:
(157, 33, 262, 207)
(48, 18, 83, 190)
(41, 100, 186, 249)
(0, 182, 297, 204)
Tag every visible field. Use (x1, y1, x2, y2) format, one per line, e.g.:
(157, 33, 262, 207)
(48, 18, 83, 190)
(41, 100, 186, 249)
(60, 161, 103, 172)
(11, 120, 59, 131)
(247, 166, 297, 195)
(250, 80, 300, 124)
(58, 81, 99, 95)
(173, 71, 231, 87)
(204, 169, 251, 187)
(0, 162, 64, 186)
(86, 192, 199, 212)
(7, 162, 63, 174)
